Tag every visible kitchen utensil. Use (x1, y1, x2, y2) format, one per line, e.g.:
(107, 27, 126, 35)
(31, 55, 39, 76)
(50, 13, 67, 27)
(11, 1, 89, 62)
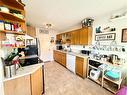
(109, 54, 119, 64)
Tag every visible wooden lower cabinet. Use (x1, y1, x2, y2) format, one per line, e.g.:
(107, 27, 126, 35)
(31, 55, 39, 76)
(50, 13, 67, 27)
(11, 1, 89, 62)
(4, 75, 31, 95)
(76, 56, 88, 78)
(61, 53, 66, 67)
(4, 67, 43, 95)
(53, 50, 66, 67)
(31, 67, 43, 95)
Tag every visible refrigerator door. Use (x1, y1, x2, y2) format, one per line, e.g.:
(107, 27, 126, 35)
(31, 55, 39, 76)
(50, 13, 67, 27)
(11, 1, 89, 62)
(0, 58, 4, 95)
(36, 38, 41, 57)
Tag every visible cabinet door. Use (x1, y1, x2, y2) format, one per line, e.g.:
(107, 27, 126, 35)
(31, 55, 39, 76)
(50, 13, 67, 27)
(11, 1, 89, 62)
(76, 56, 87, 78)
(87, 27, 92, 45)
(80, 28, 88, 45)
(61, 53, 66, 67)
(4, 75, 31, 95)
(27, 26, 36, 38)
(75, 30, 80, 45)
(56, 34, 62, 41)
(53, 50, 57, 61)
(66, 32, 71, 43)
(31, 67, 43, 95)
(76, 57, 84, 77)
(71, 31, 76, 44)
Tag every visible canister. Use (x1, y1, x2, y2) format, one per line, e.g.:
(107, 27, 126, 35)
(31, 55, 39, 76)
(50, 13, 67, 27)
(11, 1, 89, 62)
(10, 64, 16, 77)
(5, 66, 11, 78)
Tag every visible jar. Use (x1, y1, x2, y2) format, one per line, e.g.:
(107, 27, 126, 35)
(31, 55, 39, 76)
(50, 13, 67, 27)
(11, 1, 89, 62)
(0, 20, 4, 30)
(11, 23, 14, 31)
(4, 22, 11, 30)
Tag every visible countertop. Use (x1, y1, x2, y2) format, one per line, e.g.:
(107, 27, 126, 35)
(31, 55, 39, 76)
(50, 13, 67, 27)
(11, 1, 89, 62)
(4, 63, 44, 82)
(54, 49, 89, 58)
(54, 50, 126, 68)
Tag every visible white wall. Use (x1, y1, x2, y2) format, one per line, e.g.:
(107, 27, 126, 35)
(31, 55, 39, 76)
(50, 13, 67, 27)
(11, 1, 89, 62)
(92, 9, 127, 45)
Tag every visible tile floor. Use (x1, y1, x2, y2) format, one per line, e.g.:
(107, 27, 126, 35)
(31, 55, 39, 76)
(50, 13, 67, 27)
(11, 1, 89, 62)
(44, 61, 113, 95)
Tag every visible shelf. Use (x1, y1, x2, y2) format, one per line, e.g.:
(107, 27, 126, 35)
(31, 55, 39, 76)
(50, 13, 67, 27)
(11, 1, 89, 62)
(89, 58, 112, 66)
(103, 76, 122, 85)
(88, 76, 102, 85)
(13, 46, 25, 48)
(103, 80, 118, 94)
(1, 0, 25, 10)
(0, 30, 25, 35)
(2, 45, 25, 48)
(95, 31, 115, 35)
(0, 11, 25, 22)
(110, 15, 127, 22)
(88, 64, 98, 69)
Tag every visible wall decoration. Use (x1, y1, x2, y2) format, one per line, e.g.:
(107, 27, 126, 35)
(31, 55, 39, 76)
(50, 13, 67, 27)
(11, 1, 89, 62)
(50, 37, 54, 43)
(121, 28, 127, 42)
(95, 33, 116, 41)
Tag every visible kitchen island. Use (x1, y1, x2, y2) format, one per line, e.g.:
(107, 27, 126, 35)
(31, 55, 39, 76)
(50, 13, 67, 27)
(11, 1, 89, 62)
(4, 63, 44, 95)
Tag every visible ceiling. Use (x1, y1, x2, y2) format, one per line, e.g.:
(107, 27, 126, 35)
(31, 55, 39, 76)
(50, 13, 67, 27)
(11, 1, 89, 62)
(22, 0, 127, 32)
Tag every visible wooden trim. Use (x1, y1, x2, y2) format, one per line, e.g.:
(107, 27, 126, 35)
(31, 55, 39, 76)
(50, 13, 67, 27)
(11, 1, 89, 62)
(0, 30, 25, 35)
(42, 65, 45, 94)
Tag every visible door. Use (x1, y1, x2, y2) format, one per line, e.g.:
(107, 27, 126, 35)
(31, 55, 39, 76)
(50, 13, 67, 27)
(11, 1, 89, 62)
(38, 32, 55, 62)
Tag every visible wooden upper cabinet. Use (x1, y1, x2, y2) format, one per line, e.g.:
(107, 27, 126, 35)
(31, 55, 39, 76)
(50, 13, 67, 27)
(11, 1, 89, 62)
(79, 28, 88, 45)
(27, 26, 36, 38)
(71, 31, 75, 44)
(80, 27, 92, 45)
(56, 34, 62, 41)
(74, 30, 80, 45)
(56, 27, 92, 45)
(66, 32, 71, 43)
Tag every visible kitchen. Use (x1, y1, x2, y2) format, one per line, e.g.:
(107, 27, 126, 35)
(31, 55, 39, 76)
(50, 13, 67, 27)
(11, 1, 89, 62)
(0, 0, 127, 95)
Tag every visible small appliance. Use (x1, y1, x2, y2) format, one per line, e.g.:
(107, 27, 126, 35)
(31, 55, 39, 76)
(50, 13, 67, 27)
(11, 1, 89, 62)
(81, 50, 91, 55)
(90, 69, 101, 80)
(56, 45, 63, 50)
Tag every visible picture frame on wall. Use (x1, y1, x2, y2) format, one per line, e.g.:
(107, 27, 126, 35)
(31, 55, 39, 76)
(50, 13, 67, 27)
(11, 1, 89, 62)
(95, 33, 116, 41)
(121, 28, 127, 42)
